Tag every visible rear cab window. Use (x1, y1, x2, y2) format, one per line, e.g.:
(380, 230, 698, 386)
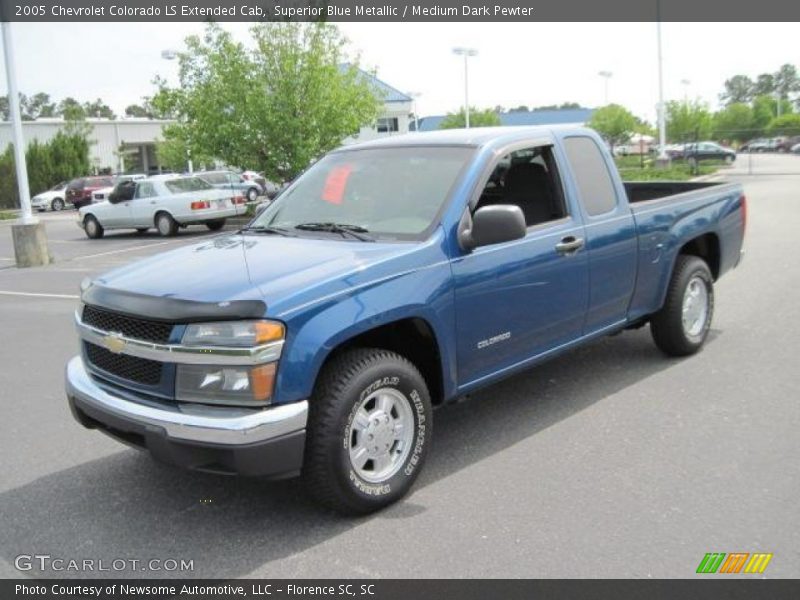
(563, 136, 618, 217)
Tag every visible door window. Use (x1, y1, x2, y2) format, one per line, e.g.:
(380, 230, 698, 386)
(134, 182, 156, 199)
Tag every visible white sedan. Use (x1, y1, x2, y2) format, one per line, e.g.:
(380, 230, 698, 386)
(78, 174, 246, 239)
(31, 182, 67, 212)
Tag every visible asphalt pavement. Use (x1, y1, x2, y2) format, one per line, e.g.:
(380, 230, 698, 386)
(0, 153, 798, 578)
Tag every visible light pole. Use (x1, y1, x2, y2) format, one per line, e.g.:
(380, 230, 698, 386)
(680, 79, 691, 103)
(161, 48, 193, 173)
(598, 71, 613, 105)
(407, 92, 421, 132)
(2, 21, 50, 267)
(655, 1, 669, 166)
(452, 47, 478, 128)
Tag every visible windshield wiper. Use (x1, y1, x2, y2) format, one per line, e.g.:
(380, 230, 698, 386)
(294, 222, 375, 242)
(238, 225, 296, 237)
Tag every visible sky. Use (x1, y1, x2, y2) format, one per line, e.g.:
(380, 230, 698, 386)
(1, 22, 797, 124)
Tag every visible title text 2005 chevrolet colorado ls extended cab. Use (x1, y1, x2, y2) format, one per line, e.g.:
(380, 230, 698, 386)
(66, 127, 745, 514)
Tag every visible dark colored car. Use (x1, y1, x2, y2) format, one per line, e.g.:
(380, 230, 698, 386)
(65, 176, 115, 210)
(776, 136, 800, 152)
(683, 142, 736, 165)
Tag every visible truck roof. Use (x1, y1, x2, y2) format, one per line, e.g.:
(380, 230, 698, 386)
(340, 125, 592, 151)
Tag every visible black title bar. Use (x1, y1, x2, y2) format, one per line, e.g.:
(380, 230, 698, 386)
(2, 0, 800, 22)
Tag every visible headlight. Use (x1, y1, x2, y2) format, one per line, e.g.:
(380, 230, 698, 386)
(182, 320, 284, 347)
(176, 363, 276, 406)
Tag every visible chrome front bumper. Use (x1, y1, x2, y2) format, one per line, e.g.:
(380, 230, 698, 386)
(65, 356, 308, 446)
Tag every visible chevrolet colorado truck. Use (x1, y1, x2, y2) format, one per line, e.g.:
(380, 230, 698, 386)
(66, 127, 746, 514)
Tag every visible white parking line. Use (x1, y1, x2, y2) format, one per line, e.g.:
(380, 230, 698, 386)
(70, 241, 172, 260)
(0, 290, 80, 299)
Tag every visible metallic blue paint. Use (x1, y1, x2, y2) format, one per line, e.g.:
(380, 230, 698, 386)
(92, 126, 745, 406)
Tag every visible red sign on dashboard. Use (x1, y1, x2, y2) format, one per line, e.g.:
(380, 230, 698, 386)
(321, 164, 352, 205)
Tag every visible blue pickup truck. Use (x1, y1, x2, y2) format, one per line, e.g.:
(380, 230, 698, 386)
(66, 127, 746, 514)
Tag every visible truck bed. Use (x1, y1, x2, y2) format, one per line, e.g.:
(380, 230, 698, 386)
(624, 181, 722, 203)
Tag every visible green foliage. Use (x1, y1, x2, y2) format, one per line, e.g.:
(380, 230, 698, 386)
(152, 22, 382, 182)
(712, 103, 754, 141)
(666, 100, 712, 142)
(438, 107, 501, 129)
(720, 75, 754, 105)
(83, 98, 116, 119)
(0, 131, 90, 209)
(617, 160, 720, 182)
(765, 114, 800, 136)
(588, 104, 637, 149)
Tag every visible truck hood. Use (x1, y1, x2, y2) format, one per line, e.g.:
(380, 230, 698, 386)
(93, 233, 433, 316)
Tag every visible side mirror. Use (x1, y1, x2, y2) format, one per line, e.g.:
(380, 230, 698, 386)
(458, 205, 527, 252)
(108, 191, 119, 203)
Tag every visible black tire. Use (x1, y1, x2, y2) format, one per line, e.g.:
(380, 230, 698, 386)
(135, 228, 149, 234)
(650, 255, 714, 357)
(304, 348, 432, 515)
(51, 198, 65, 211)
(84, 215, 104, 239)
(206, 219, 226, 231)
(247, 187, 259, 202)
(155, 212, 178, 237)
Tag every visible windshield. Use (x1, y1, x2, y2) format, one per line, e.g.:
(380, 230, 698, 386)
(252, 146, 473, 241)
(165, 177, 214, 194)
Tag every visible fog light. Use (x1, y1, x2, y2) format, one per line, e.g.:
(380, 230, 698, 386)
(176, 363, 276, 406)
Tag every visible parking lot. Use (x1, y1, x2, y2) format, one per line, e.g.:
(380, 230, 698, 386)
(0, 153, 798, 578)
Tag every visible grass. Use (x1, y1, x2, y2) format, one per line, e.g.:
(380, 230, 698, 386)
(615, 156, 724, 182)
(0, 210, 17, 221)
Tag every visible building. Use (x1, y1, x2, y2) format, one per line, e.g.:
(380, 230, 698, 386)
(342, 65, 414, 144)
(412, 108, 594, 132)
(0, 118, 174, 174)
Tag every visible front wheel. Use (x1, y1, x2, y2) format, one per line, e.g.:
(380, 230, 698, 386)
(51, 198, 65, 211)
(724, 155, 734, 164)
(84, 215, 104, 239)
(304, 348, 432, 515)
(246, 187, 259, 202)
(650, 255, 714, 356)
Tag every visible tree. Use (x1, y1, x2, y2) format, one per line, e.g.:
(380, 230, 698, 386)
(752, 94, 793, 134)
(57, 97, 86, 120)
(773, 63, 800, 101)
(765, 114, 800, 137)
(508, 105, 529, 113)
(666, 99, 712, 142)
(125, 104, 152, 118)
(0, 95, 8, 120)
(21, 93, 57, 120)
(83, 98, 115, 119)
(753, 73, 776, 97)
(720, 75, 754, 105)
(712, 103, 755, 142)
(588, 104, 637, 150)
(438, 107, 501, 129)
(152, 22, 381, 182)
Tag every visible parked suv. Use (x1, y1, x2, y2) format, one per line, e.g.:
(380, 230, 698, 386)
(65, 176, 115, 210)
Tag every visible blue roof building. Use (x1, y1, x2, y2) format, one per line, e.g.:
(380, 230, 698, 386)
(412, 108, 594, 132)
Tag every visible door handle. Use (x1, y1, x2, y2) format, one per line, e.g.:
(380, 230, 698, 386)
(150, 201, 156, 205)
(555, 236, 584, 255)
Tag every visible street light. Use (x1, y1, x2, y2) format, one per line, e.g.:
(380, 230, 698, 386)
(655, 1, 669, 166)
(680, 79, 691, 103)
(161, 48, 192, 173)
(598, 71, 613, 105)
(407, 92, 422, 132)
(452, 47, 478, 128)
(2, 21, 50, 267)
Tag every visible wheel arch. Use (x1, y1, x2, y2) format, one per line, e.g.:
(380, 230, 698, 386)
(678, 232, 720, 280)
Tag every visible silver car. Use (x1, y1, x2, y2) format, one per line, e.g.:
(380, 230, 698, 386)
(198, 170, 264, 202)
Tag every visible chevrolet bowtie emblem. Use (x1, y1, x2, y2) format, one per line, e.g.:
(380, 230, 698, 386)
(102, 332, 127, 354)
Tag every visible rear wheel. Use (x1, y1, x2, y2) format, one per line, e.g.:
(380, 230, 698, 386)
(206, 219, 226, 231)
(155, 212, 178, 237)
(84, 215, 104, 239)
(304, 348, 432, 515)
(51, 198, 65, 211)
(650, 255, 714, 356)
(247, 187, 259, 202)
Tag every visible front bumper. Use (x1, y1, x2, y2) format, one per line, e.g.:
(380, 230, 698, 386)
(65, 356, 308, 478)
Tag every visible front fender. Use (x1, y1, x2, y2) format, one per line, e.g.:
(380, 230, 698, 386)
(272, 261, 457, 405)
